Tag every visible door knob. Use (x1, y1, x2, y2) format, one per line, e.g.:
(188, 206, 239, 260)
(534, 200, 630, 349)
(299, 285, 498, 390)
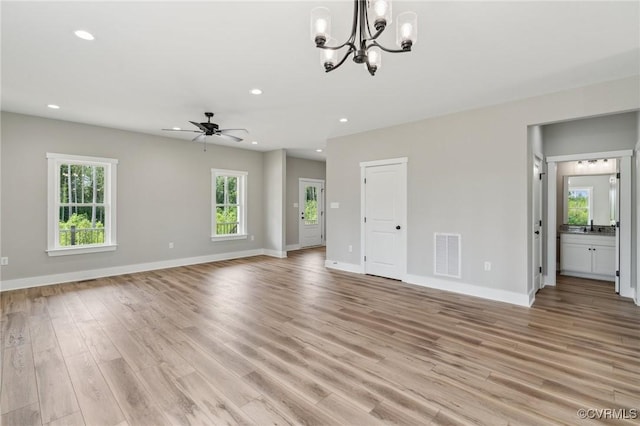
(534, 231, 540, 235)
(396, 225, 401, 230)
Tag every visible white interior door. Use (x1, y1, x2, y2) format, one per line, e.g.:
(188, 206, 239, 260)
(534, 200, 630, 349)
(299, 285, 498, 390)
(363, 161, 407, 280)
(533, 158, 543, 291)
(299, 179, 324, 248)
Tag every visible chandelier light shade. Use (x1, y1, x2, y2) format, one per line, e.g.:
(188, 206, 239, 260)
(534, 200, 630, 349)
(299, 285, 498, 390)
(310, 0, 417, 76)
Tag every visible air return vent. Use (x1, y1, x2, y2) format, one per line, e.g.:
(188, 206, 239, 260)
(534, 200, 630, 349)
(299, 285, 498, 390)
(434, 233, 461, 278)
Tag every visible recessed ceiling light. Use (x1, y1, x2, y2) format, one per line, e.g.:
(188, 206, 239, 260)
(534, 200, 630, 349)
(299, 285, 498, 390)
(74, 30, 95, 41)
(339, 117, 348, 123)
(47, 104, 61, 109)
(251, 141, 258, 145)
(250, 88, 263, 95)
(316, 149, 323, 152)
(172, 127, 181, 131)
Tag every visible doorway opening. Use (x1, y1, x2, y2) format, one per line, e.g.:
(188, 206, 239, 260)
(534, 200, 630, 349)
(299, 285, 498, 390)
(545, 151, 632, 299)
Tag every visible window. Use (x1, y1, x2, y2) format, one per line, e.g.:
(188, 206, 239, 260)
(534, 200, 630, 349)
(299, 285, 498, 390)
(211, 169, 247, 240)
(47, 153, 118, 256)
(567, 187, 592, 225)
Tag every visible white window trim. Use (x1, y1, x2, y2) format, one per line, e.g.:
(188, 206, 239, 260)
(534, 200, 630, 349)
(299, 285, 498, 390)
(46, 153, 118, 256)
(211, 168, 248, 241)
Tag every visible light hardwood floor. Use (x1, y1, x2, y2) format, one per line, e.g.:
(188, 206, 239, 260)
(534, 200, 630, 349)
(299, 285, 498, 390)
(1, 248, 639, 425)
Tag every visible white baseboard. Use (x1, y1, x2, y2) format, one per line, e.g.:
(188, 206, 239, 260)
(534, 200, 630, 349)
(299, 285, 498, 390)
(527, 287, 536, 306)
(403, 274, 533, 307)
(285, 244, 301, 251)
(324, 259, 364, 274)
(263, 250, 287, 258)
(0, 249, 266, 292)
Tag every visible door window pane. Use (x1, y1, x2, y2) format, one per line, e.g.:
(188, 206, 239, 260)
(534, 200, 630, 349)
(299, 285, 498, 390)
(305, 186, 318, 225)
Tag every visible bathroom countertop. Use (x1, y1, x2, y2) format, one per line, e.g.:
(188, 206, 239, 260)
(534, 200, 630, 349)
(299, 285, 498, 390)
(559, 224, 616, 236)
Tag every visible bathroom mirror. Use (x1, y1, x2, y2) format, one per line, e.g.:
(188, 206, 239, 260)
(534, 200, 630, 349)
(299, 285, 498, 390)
(563, 174, 617, 226)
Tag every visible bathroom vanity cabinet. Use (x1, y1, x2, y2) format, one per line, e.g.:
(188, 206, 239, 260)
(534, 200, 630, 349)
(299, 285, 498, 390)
(560, 233, 616, 281)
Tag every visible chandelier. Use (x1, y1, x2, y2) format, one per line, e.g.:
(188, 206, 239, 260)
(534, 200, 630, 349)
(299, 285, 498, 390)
(310, 0, 417, 76)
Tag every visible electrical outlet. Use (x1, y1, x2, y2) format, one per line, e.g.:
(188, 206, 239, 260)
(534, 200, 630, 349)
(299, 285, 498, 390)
(169, 242, 174, 249)
(348, 245, 353, 253)
(250, 235, 255, 241)
(1, 257, 8, 266)
(484, 261, 491, 271)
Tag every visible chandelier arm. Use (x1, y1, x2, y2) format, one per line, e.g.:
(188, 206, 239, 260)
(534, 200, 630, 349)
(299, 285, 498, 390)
(363, 0, 374, 39)
(365, 27, 385, 42)
(326, 45, 357, 72)
(370, 40, 411, 53)
(358, 0, 368, 51)
(318, 39, 354, 51)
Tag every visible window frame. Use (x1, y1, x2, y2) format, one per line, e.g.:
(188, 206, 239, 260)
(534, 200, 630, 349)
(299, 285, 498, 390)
(47, 153, 118, 256)
(211, 168, 248, 241)
(566, 186, 593, 226)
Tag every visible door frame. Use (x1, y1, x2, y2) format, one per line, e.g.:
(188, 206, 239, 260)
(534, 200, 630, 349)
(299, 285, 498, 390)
(360, 157, 408, 279)
(298, 178, 325, 247)
(545, 149, 633, 299)
(532, 156, 543, 292)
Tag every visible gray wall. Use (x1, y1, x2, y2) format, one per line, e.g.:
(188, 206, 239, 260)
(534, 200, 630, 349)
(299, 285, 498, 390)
(262, 150, 286, 254)
(286, 157, 326, 247)
(326, 76, 639, 297)
(543, 112, 638, 156)
(1, 112, 266, 281)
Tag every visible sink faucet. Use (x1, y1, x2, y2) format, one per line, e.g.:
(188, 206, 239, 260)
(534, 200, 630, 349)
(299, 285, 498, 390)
(590, 219, 594, 232)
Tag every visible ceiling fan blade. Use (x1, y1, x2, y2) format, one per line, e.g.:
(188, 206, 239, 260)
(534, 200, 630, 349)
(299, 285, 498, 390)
(192, 133, 205, 142)
(218, 128, 249, 134)
(215, 133, 243, 142)
(162, 128, 201, 133)
(189, 121, 209, 132)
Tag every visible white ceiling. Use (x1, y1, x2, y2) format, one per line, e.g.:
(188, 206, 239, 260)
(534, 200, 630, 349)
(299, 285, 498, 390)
(2, 1, 639, 161)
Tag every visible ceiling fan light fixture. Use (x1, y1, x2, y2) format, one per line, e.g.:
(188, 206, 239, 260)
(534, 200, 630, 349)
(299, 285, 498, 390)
(311, 0, 417, 76)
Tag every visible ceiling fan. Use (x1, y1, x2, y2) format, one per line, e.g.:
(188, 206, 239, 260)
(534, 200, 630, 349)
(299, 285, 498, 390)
(163, 112, 248, 143)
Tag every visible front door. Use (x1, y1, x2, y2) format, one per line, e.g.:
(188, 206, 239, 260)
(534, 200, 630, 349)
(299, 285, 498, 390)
(363, 161, 407, 280)
(299, 179, 324, 248)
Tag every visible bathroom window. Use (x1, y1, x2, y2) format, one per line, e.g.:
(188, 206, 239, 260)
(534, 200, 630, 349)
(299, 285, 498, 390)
(567, 187, 592, 225)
